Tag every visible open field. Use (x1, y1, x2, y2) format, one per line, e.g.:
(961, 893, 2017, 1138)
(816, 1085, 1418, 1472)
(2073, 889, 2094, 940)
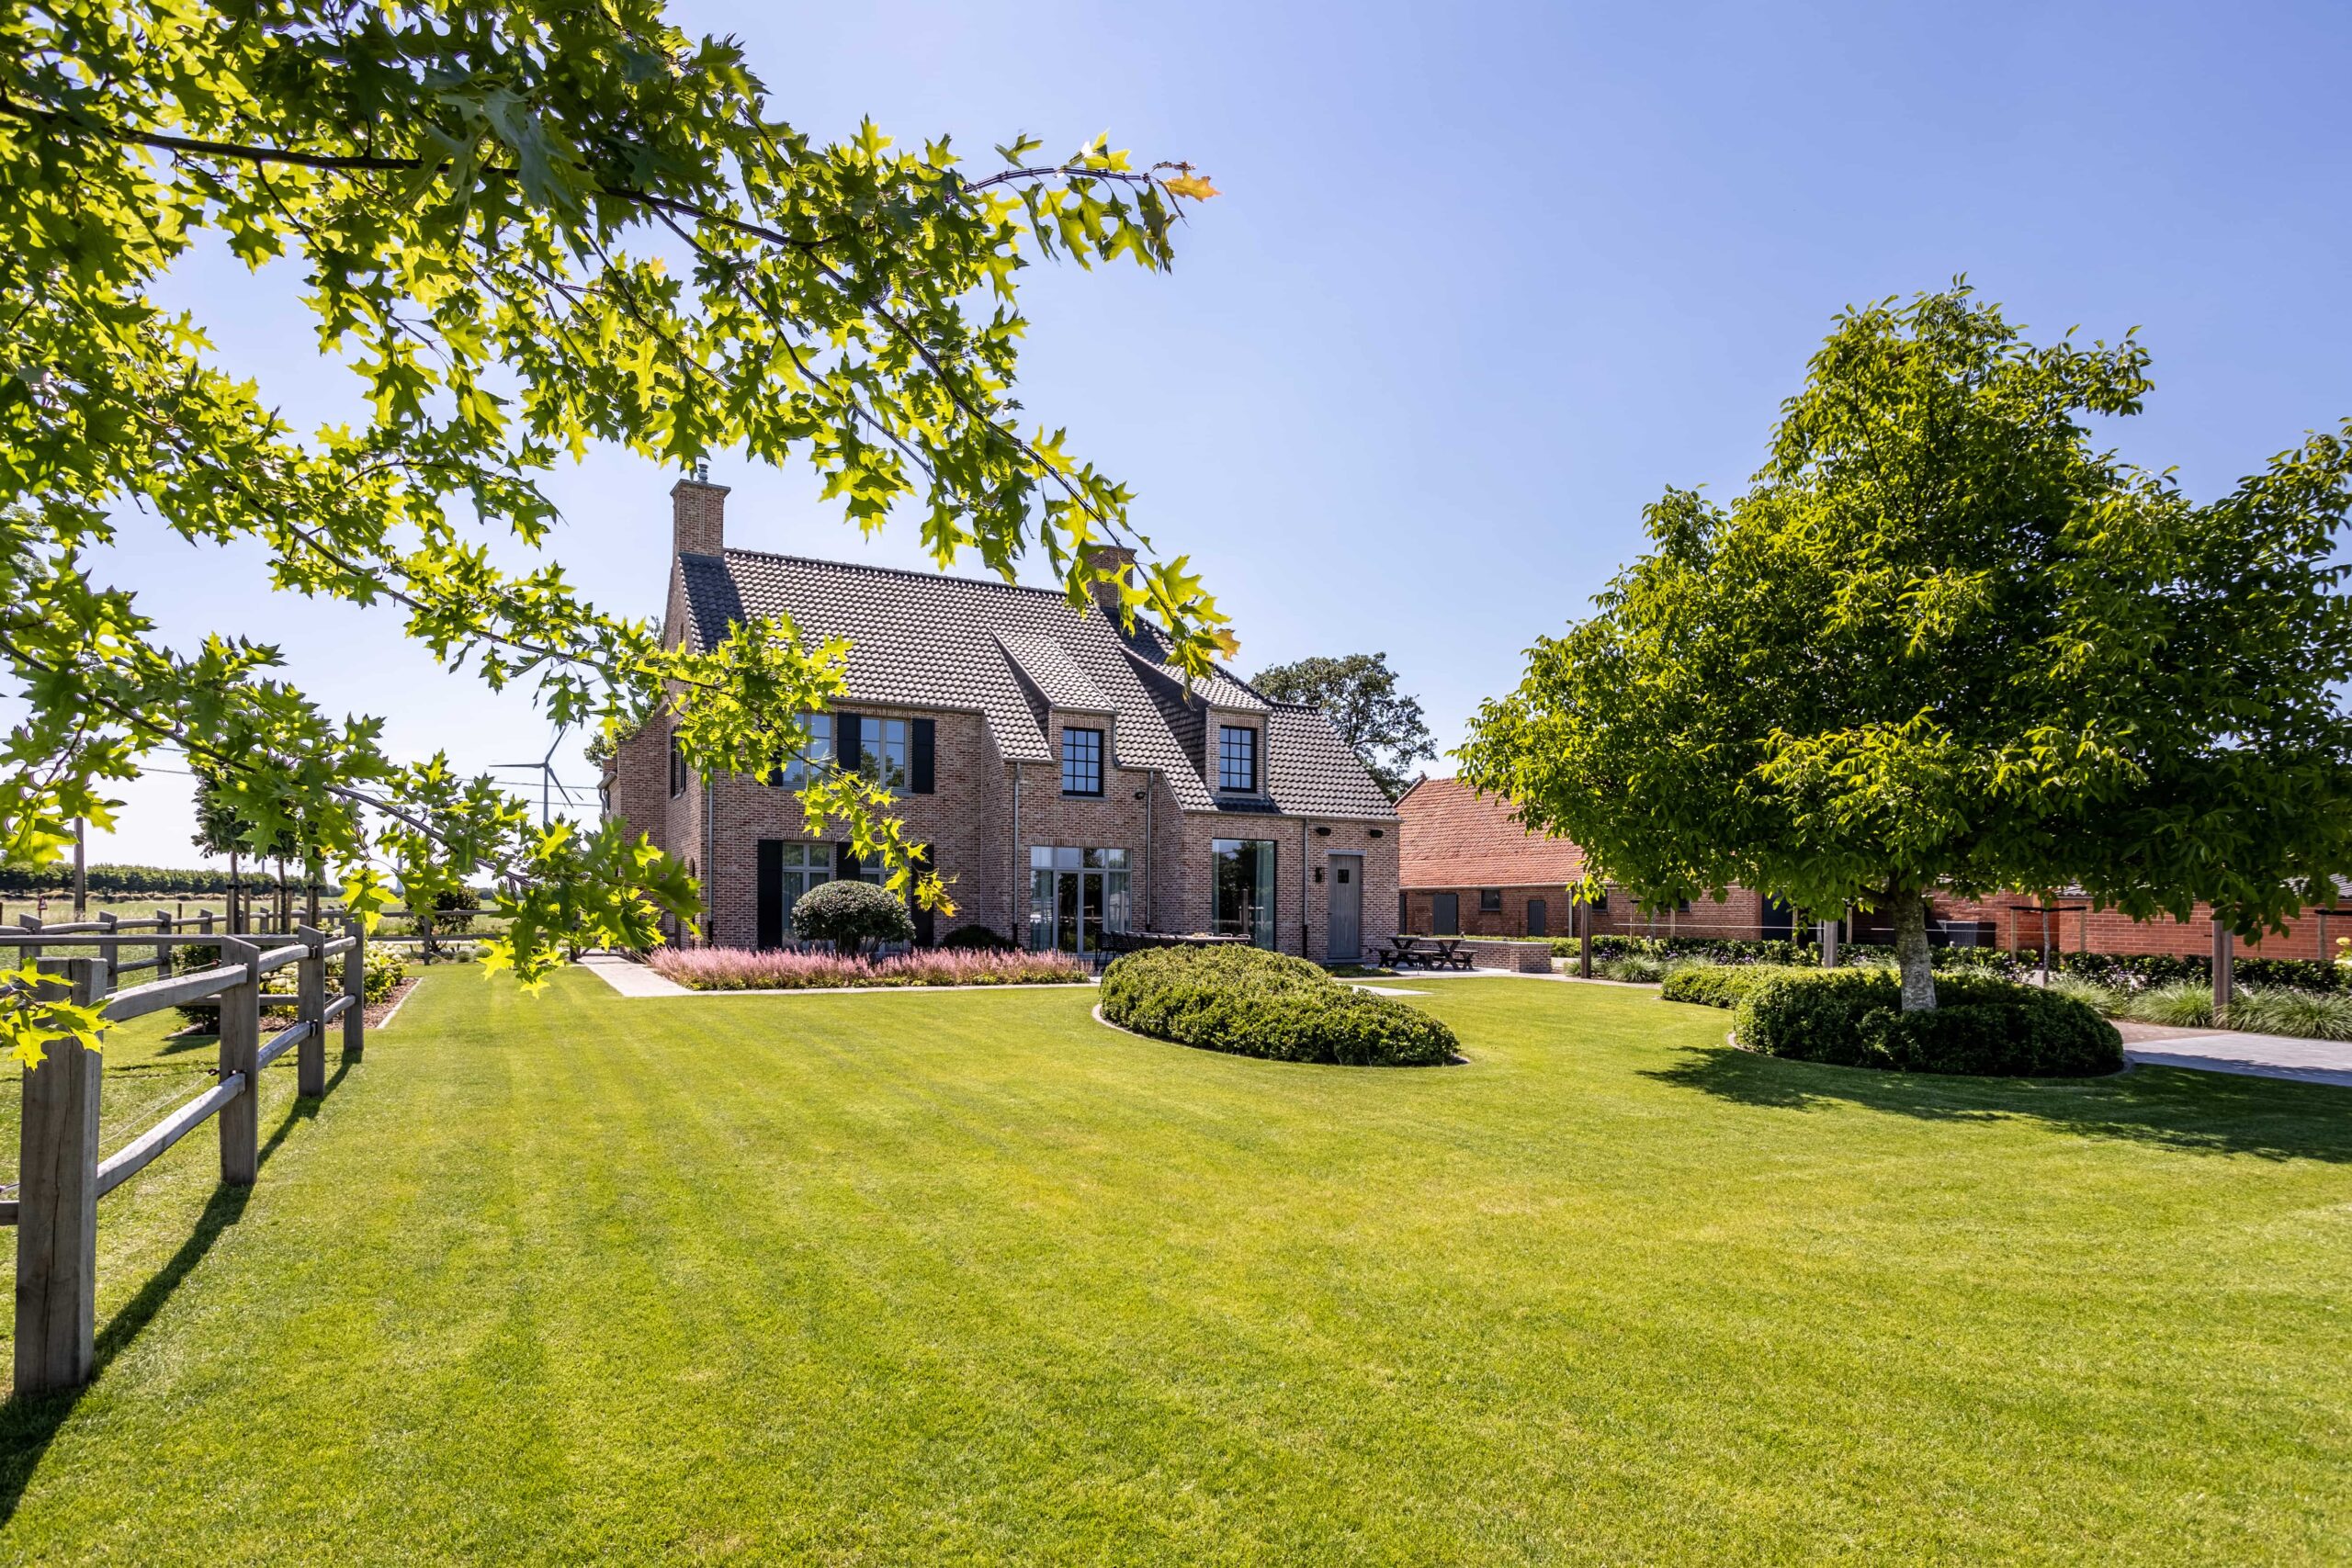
(0, 971, 2344, 1563)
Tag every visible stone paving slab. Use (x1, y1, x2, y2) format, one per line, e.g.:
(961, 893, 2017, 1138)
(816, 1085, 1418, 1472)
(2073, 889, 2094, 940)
(2119, 1032, 2352, 1089)
(578, 953, 692, 997)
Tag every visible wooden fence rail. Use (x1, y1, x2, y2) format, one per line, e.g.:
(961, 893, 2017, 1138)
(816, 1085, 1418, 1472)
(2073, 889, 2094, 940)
(0, 914, 370, 1395)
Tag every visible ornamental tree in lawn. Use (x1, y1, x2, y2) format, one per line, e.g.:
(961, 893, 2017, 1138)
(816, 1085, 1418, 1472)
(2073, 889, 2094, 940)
(0, 0, 1229, 1061)
(1458, 286, 2352, 1012)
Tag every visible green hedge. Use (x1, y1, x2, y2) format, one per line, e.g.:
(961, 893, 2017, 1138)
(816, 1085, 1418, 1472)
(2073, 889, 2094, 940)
(1552, 934, 1813, 965)
(1731, 969, 2122, 1077)
(2052, 950, 2346, 994)
(1099, 945, 1457, 1067)
(1554, 931, 2347, 993)
(1659, 964, 1804, 1009)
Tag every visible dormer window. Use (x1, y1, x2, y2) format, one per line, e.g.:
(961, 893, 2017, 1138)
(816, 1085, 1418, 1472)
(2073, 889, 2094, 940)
(1217, 725, 1259, 793)
(1061, 726, 1103, 796)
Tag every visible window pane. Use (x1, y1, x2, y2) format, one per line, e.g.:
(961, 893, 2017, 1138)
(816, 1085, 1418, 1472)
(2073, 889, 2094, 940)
(1054, 846, 1081, 870)
(1057, 868, 1080, 953)
(1101, 848, 1127, 870)
(1031, 845, 1054, 870)
(1080, 871, 1104, 953)
(1106, 869, 1131, 933)
(1060, 727, 1103, 795)
(1250, 840, 1275, 948)
(785, 713, 834, 787)
(1212, 839, 1276, 947)
(1217, 726, 1258, 792)
(1029, 869, 1054, 951)
(862, 717, 909, 793)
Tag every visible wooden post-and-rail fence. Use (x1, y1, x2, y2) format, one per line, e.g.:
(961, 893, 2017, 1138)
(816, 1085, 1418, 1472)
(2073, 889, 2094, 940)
(2, 915, 368, 1395)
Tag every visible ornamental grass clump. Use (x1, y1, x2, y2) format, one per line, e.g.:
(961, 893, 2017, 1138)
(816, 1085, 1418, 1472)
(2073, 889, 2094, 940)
(1098, 944, 1456, 1067)
(650, 946, 1085, 991)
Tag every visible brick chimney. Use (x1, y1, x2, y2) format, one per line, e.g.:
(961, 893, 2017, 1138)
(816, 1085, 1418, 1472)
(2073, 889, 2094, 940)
(1080, 543, 1136, 614)
(671, 468, 729, 558)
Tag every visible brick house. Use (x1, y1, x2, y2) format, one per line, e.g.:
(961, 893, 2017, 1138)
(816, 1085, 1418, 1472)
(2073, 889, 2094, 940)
(603, 477, 1401, 961)
(1396, 775, 2349, 961)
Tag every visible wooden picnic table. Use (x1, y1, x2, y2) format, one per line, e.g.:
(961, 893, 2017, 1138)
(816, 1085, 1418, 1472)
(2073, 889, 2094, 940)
(1378, 935, 1473, 971)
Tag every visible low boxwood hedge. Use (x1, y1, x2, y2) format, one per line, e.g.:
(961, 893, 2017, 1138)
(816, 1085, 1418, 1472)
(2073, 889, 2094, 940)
(1731, 969, 2122, 1077)
(1099, 945, 1457, 1067)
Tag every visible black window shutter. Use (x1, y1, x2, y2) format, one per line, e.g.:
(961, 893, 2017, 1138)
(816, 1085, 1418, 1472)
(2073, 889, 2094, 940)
(756, 840, 785, 949)
(910, 848, 934, 945)
(836, 712, 862, 777)
(911, 717, 934, 794)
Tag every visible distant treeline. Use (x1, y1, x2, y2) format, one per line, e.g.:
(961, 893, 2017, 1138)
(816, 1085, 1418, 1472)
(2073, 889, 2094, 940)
(0, 863, 314, 896)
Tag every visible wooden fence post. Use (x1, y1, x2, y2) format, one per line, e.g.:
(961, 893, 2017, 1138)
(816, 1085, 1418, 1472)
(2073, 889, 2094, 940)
(342, 915, 366, 1062)
(218, 937, 260, 1187)
(154, 908, 174, 984)
(1819, 918, 1840, 970)
(199, 909, 214, 938)
(295, 925, 327, 1098)
(16, 957, 107, 1396)
(420, 905, 434, 966)
(1577, 903, 1593, 979)
(2212, 919, 2234, 1018)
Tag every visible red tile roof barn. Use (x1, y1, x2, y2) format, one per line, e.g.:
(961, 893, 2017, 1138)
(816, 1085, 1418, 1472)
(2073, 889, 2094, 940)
(1398, 777, 1586, 888)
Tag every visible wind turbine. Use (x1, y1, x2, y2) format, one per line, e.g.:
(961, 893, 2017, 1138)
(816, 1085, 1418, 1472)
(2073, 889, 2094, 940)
(495, 728, 573, 828)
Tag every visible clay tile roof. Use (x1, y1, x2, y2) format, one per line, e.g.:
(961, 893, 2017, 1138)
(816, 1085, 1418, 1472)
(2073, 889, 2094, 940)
(993, 631, 1114, 715)
(1397, 776, 1585, 888)
(674, 547, 1394, 818)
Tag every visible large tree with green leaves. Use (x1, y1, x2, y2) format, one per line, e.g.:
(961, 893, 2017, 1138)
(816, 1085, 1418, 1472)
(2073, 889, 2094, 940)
(1460, 286, 2352, 1012)
(0, 0, 1229, 1061)
(1250, 652, 1436, 798)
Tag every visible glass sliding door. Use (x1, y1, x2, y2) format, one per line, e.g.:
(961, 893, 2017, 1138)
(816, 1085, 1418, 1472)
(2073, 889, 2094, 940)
(1211, 839, 1277, 948)
(1027, 846, 1131, 955)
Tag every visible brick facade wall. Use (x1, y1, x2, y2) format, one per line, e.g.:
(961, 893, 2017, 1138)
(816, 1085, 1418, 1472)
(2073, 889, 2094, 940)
(1928, 892, 2345, 961)
(1402, 884, 1765, 942)
(1393, 874, 2346, 962)
(603, 694, 1404, 962)
(700, 705, 1011, 949)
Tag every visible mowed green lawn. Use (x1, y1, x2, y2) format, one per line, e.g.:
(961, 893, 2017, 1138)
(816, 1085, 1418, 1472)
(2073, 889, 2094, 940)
(0, 971, 2346, 1564)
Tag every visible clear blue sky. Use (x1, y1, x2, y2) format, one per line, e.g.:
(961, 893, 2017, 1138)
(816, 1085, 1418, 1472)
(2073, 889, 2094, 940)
(80, 0, 2352, 867)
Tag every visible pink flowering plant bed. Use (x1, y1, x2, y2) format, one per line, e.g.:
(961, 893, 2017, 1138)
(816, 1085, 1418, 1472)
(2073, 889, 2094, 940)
(648, 946, 1090, 991)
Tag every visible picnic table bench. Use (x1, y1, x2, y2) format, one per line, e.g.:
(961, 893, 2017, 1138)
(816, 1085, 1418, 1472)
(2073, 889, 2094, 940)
(1377, 935, 1472, 971)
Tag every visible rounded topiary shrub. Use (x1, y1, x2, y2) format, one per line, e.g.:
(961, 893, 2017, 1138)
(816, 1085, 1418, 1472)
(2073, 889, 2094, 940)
(1099, 943, 1457, 1067)
(1732, 968, 2122, 1077)
(790, 879, 915, 954)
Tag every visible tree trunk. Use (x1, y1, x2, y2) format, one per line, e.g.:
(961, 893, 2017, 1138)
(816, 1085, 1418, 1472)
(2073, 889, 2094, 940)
(1891, 889, 1938, 1012)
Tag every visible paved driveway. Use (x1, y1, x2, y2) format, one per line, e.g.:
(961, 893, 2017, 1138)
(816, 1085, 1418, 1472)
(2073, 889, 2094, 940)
(2114, 1020, 2352, 1089)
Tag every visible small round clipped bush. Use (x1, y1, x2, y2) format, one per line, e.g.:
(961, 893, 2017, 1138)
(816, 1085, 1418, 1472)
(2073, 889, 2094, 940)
(1732, 969, 2121, 1077)
(1099, 943, 1456, 1067)
(938, 923, 1013, 952)
(790, 879, 915, 954)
